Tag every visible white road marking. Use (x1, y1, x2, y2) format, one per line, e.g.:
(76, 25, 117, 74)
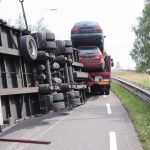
(109, 132, 117, 150)
(103, 95, 107, 98)
(106, 103, 112, 115)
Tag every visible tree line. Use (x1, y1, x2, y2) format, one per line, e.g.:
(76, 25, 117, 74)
(130, 0, 150, 72)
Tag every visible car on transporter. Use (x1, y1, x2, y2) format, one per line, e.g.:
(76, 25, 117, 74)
(78, 46, 105, 72)
(71, 21, 105, 51)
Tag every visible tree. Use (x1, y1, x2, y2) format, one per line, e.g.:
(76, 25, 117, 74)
(29, 18, 50, 33)
(9, 14, 50, 33)
(15, 14, 25, 30)
(130, 0, 150, 72)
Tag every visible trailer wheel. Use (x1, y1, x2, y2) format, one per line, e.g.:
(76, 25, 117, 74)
(66, 92, 74, 99)
(105, 90, 110, 95)
(42, 41, 57, 50)
(46, 32, 55, 41)
(64, 47, 73, 54)
(71, 98, 81, 106)
(56, 40, 65, 55)
(53, 93, 64, 101)
(20, 35, 38, 61)
(53, 102, 65, 111)
(64, 40, 72, 47)
(39, 84, 51, 94)
(100, 91, 104, 95)
(74, 91, 80, 98)
(46, 95, 53, 111)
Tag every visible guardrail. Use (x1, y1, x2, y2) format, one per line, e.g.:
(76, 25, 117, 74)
(112, 77, 150, 103)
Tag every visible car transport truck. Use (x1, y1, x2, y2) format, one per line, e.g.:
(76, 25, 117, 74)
(71, 21, 114, 95)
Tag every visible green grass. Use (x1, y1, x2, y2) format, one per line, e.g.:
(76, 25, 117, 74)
(111, 83, 150, 150)
(112, 70, 150, 88)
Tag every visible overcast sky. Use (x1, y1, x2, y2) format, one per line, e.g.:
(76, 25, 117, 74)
(0, 0, 145, 69)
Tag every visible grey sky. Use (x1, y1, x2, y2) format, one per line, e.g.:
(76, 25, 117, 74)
(0, 0, 144, 69)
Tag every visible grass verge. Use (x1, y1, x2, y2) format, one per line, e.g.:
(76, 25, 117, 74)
(112, 70, 150, 88)
(111, 83, 150, 150)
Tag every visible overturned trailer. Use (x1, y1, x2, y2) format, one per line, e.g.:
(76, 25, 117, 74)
(0, 20, 88, 126)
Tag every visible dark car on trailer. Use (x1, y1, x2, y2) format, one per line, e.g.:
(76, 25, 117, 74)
(71, 21, 105, 52)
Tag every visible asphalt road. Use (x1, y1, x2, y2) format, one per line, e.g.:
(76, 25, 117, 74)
(0, 91, 143, 150)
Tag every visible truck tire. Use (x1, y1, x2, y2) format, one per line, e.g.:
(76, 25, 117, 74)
(74, 91, 80, 98)
(56, 40, 65, 55)
(64, 40, 72, 47)
(66, 92, 74, 99)
(53, 102, 65, 111)
(64, 47, 73, 54)
(42, 41, 57, 50)
(20, 35, 38, 61)
(46, 33, 55, 41)
(100, 90, 105, 95)
(46, 95, 53, 111)
(71, 98, 81, 106)
(53, 93, 64, 101)
(105, 90, 110, 95)
(39, 84, 51, 94)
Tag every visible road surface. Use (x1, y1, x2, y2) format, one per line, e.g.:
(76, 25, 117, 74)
(0, 91, 143, 150)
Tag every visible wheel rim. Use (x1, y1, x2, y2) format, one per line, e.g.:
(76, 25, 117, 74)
(29, 39, 36, 56)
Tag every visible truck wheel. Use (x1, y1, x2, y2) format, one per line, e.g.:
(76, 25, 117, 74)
(42, 41, 57, 50)
(100, 91, 104, 95)
(66, 92, 74, 99)
(74, 91, 80, 98)
(105, 90, 110, 95)
(53, 102, 65, 111)
(46, 95, 53, 111)
(53, 93, 64, 102)
(64, 47, 73, 54)
(56, 40, 65, 55)
(71, 98, 81, 106)
(46, 32, 55, 41)
(64, 40, 72, 47)
(39, 84, 51, 94)
(20, 35, 38, 61)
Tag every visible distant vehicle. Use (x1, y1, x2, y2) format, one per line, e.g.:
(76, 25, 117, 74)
(78, 46, 104, 72)
(71, 21, 105, 51)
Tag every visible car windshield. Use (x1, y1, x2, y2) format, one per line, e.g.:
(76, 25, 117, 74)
(75, 21, 99, 26)
(79, 47, 100, 54)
